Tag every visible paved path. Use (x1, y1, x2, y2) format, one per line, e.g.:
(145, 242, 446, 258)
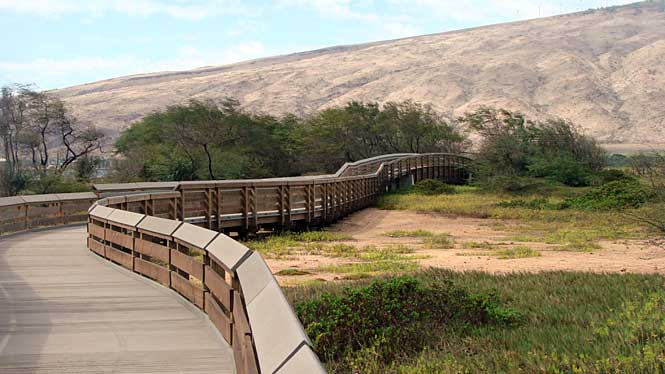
(0, 226, 235, 374)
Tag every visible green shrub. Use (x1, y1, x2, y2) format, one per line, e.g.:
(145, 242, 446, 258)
(527, 154, 593, 187)
(21, 171, 91, 194)
(566, 180, 650, 210)
(296, 276, 521, 365)
(590, 169, 637, 186)
(477, 175, 554, 194)
(411, 179, 456, 195)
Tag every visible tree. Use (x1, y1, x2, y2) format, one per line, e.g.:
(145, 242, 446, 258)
(458, 106, 606, 186)
(295, 100, 468, 173)
(20, 89, 104, 173)
(115, 99, 469, 180)
(625, 152, 665, 234)
(0, 84, 105, 195)
(0, 85, 28, 195)
(380, 100, 465, 154)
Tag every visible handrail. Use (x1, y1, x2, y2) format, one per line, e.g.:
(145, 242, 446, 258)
(1, 152, 473, 374)
(0, 192, 98, 235)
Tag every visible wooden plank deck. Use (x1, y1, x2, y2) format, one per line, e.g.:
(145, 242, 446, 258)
(0, 225, 235, 374)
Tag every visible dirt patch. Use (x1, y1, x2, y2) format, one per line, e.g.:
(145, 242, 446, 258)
(268, 208, 665, 284)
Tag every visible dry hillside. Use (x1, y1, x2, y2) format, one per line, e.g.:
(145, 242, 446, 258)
(54, 1, 665, 146)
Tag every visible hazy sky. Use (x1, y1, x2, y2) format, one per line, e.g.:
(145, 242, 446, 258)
(0, 0, 636, 90)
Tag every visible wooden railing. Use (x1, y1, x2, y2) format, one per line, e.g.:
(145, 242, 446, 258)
(0, 192, 98, 235)
(89, 153, 470, 374)
(1, 153, 472, 374)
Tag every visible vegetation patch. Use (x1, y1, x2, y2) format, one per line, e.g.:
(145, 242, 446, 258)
(286, 270, 665, 373)
(462, 241, 497, 249)
(383, 229, 434, 238)
(245, 230, 353, 259)
(276, 268, 312, 276)
(422, 233, 455, 249)
(295, 274, 521, 369)
(296, 231, 353, 242)
(318, 260, 419, 275)
(303, 243, 359, 258)
(494, 246, 540, 259)
(411, 179, 457, 195)
(565, 180, 651, 210)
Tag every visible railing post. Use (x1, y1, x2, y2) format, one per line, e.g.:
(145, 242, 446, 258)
(57, 200, 64, 226)
(287, 185, 293, 227)
(179, 191, 186, 221)
(206, 188, 213, 229)
(250, 186, 258, 233)
(23, 202, 29, 231)
(242, 186, 249, 236)
(278, 185, 285, 230)
(322, 183, 328, 225)
(216, 187, 222, 231)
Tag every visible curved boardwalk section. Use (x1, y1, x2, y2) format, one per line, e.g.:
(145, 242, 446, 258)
(0, 226, 235, 374)
(0, 153, 471, 374)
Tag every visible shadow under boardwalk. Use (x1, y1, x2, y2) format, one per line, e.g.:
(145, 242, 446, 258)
(0, 226, 235, 374)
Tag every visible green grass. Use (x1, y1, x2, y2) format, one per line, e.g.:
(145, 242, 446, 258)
(245, 230, 353, 259)
(318, 245, 421, 277)
(275, 268, 311, 276)
(296, 231, 353, 242)
(303, 243, 360, 258)
(456, 245, 541, 259)
(455, 251, 492, 257)
(494, 246, 541, 259)
(318, 260, 419, 275)
(285, 270, 665, 373)
(462, 241, 497, 249)
(378, 184, 653, 250)
(383, 230, 434, 238)
(422, 233, 455, 249)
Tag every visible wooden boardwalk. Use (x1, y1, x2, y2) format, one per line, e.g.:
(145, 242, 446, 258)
(0, 225, 235, 374)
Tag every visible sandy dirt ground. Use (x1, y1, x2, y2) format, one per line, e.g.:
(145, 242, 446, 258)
(269, 208, 665, 284)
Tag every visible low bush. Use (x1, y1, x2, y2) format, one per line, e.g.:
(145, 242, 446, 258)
(527, 154, 593, 187)
(411, 179, 456, 195)
(296, 276, 521, 367)
(497, 180, 651, 211)
(566, 180, 651, 210)
(590, 169, 637, 186)
(477, 175, 555, 194)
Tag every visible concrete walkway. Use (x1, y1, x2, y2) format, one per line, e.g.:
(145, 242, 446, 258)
(0, 226, 235, 374)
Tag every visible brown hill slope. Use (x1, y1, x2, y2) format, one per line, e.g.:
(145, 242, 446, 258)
(55, 1, 665, 145)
